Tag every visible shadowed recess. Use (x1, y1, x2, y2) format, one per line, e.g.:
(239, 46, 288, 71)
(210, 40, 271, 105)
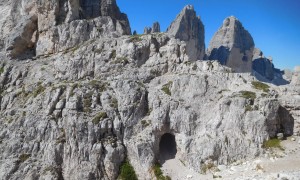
(159, 133, 177, 163)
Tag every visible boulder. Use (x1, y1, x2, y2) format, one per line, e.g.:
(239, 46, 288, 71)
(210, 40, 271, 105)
(207, 16, 254, 72)
(167, 5, 205, 61)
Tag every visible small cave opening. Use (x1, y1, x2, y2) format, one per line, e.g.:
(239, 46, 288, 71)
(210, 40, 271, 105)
(159, 133, 177, 163)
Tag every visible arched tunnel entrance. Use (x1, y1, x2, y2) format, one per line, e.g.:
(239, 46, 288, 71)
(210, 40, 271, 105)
(159, 133, 177, 163)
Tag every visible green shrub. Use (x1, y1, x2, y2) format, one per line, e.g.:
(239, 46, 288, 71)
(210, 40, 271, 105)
(33, 83, 46, 97)
(130, 35, 143, 43)
(92, 112, 107, 124)
(161, 81, 173, 96)
(83, 98, 92, 113)
(110, 50, 117, 59)
(153, 163, 170, 180)
(251, 81, 270, 92)
(110, 98, 118, 109)
(56, 128, 66, 144)
(200, 162, 215, 174)
(0, 66, 4, 74)
(18, 154, 31, 163)
(245, 105, 253, 112)
(89, 80, 107, 92)
(240, 91, 256, 99)
(141, 120, 151, 127)
(114, 57, 129, 65)
(262, 138, 282, 149)
(119, 159, 138, 180)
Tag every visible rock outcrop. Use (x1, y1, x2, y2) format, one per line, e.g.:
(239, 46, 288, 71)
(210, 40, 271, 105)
(0, 3, 297, 180)
(0, 0, 131, 58)
(207, 16, 254, 72)
(143, 22, 161, 34)
(151, 21, 160, 33)
(144, 27, 152, 34)
(167, 5, 205, 61)
(291, 66, 300, 85)
(252, 48, 275, 80)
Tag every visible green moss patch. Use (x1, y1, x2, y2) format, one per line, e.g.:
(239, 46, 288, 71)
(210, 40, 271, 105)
(92, 112, 107, 124)
(262, 138, 282, 149)
(161, 81, 173, 96)
(240, 91, 256, 99)
(252, 81, 270, 92)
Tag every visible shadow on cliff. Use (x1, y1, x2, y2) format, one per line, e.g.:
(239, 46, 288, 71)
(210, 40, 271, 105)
(252, 70, 290, 86)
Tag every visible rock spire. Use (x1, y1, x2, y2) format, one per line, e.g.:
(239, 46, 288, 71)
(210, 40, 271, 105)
(207, 16, 254, 72)
(167, 5, 205, 60)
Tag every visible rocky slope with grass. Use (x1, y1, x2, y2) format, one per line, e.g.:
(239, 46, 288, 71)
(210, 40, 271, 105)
(0, 1, 299, 180)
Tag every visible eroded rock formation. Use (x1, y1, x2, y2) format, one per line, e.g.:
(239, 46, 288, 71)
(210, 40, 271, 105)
(0, 0, 131, 58)
(252, 48, 275, 80)
(167, 5, 205, 61)
(207, 16, 254, 72)
(0, 2, 298, 180)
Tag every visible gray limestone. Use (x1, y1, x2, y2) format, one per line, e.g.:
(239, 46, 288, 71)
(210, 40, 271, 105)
(167, 5, 205, 61)
(0, 2, 298, 180)
(151, 21, 160, 33)
(207, 16, 254, 72)
(252, 48, 275, 80)
(144, 27, 152, 34)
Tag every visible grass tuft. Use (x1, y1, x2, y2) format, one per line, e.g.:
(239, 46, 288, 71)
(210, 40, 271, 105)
(161, 81, 173, 96)
(240, 91, 256, 99)
(119, 159, 138, 180)
(262, 138, 282, 149)
(92, 112, 107, 124)
(18, 154, 31, 163)
(252, 81, 270, 92)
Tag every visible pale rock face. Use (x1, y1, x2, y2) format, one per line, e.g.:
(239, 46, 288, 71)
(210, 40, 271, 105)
(0, 32, 294, 179)
(291, 68, 300, 85)
(167, 5, 205, 61)
(0, 0, 131, 58)
(0, 2, 297, 180)
(207, 16, 254, 72)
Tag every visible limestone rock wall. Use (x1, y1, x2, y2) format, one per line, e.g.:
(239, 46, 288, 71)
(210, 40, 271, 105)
(0, 0, 131, 58)
(0, 33, 294, 179)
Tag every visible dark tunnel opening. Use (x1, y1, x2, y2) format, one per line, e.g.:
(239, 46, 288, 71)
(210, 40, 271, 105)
(159, 133, 177, 163)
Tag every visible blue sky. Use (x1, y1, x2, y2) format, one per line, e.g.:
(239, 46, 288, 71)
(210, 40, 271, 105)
(117, 0, 300, 70)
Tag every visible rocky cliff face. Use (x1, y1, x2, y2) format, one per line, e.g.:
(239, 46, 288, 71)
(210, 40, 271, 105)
(0, 0, 131, 59)
(0, 2, 297, 180)
(167, 5, 205, 61)
(207, 16, 254, 72)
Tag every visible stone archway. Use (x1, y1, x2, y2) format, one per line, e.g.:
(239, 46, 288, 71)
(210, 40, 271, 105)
(159, 133, 177, 163)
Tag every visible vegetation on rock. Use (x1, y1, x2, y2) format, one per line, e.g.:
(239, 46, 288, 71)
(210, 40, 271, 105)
(252, 81, 270, 92)
(119, 159, 138, 180)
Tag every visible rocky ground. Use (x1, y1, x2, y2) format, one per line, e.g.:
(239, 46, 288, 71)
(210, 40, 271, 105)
(162, 136, 300, 180)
